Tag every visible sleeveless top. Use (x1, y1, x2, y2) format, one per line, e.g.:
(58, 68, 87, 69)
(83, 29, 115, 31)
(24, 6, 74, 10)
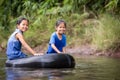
(6, 29, 27, 60)
(47, 32, 66, 54)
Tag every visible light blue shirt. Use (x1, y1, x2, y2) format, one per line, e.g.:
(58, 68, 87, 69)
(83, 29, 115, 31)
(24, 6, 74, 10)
(47, 32, 66, 54)
(6, 29, 27, 60)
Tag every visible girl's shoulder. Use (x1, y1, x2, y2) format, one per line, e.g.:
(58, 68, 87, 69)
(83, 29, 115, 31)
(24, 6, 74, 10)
(15, 29, 23, 34)
(9, 29, 22, 40)
(10, 29, 22, 36)
(51, 32, 57, 36)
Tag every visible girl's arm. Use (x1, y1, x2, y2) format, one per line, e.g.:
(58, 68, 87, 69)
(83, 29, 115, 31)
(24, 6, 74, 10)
(51, 44, 61, 53)
(16, 33, 35, 55)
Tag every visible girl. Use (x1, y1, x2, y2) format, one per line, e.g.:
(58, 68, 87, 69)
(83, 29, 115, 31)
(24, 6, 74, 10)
(47, 20, 67, 54)
(6, 17, 42, 60)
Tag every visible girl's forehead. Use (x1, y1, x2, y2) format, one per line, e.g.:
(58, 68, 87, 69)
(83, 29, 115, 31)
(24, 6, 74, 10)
(20, 20, 29, 24)
(58, 22, 65, 27)
(21, 20, 28, 23)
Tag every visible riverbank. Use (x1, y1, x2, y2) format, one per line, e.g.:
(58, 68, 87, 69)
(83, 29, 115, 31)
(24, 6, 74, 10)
(1, 43, 120, 58)
(65, 44, 120, 58)
(1, 13, 120, 58)
(31, 44, 120, 58)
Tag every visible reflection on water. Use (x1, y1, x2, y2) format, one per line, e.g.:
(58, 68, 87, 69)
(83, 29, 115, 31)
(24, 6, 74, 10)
(1, 54, 120, 80)
(5, 68, 74, 80)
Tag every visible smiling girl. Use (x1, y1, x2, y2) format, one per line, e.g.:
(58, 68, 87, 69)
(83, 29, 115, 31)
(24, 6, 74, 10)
(46, 20, 67, 54)
(6, 17, 42, 60)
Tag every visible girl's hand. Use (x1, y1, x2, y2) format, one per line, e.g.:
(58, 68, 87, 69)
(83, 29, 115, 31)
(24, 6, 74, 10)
(58, 51, 63, 53)
(34, 53, 44, 56)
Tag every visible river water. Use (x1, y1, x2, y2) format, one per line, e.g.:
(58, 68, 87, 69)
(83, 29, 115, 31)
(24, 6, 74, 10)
(0, 53, 120, 80)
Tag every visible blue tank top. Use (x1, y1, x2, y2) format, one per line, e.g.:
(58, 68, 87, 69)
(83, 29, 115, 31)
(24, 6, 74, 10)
(6, 29, 27, 60)
(47, 32, 66, 54)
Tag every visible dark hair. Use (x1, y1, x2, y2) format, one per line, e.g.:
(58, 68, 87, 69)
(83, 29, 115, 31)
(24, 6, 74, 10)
(56, 20, 66, 27)
(17, 17, 29, 25)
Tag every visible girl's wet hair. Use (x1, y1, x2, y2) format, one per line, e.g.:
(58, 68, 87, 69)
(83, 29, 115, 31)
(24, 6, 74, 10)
(56, 20, 66, 27)
(17, 17, 29, 25)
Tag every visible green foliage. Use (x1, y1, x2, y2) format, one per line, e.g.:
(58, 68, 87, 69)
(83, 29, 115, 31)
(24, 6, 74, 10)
(92, 14, 120, 51)
(1, 0, 120, 29)
(1, 0, 120, 53)
(105, 0, 119, 12)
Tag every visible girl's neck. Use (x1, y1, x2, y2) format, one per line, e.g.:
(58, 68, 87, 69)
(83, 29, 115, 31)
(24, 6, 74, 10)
(56, 32, 62, 40)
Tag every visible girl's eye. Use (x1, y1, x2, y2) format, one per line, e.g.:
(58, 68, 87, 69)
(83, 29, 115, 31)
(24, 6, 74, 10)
(61, 26, 65, 28)
(22, 24, 28, 26)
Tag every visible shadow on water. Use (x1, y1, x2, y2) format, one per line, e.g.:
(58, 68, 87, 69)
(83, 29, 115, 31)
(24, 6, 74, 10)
(5, 67, 74, 80)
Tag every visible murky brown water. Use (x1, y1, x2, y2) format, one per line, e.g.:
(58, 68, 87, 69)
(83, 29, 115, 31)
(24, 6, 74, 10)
(0, 53, 120, 80)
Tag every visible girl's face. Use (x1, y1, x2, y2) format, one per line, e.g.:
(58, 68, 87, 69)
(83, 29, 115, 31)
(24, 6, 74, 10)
(17, 20, 29, 32)
(56, 22, 66, 35)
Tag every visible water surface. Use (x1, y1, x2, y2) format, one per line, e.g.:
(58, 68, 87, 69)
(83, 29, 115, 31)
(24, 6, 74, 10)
(0, 53, 120, 80)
